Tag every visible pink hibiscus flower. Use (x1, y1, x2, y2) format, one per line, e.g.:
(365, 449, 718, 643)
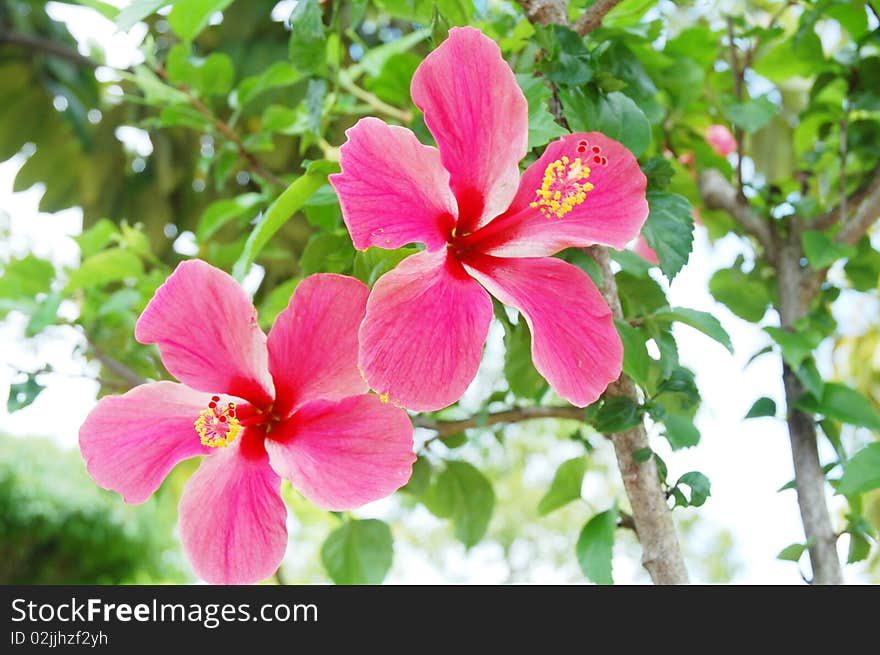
(79, 260, 414, 584)
(706, 124, 737, 156)
(330, 27, 649, 411)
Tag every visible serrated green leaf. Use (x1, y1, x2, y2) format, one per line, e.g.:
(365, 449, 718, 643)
(663, 413, 701, 450)
(537, 457, 586, 516)
(516, 74, 566, 150)
(593, 396, 641, 434)
(674, 471, 711, 507)
(642, 191, 694, 281)
(321, 519, 393, 585)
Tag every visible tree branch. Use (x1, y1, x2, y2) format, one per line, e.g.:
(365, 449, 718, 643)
(698, 169, 776, 256)
(588, 246, 689, 584)
(776, 233, 843, 584)
(0, 30, 98, 69)
(810, 166, 880, 233)
(835, 167, 880, 245)
(515, 0, 568, 26)
(414, 405, 587, 438)
(155, 66, 287, 188)
(338, 72, 413, 123)
(573, 0, 623, 36)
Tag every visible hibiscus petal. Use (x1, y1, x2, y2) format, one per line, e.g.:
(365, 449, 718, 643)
(467, 133, 648, 256)
(267, 274, 369, 417)
(266, 395, 415, 511)
(178, 429, 287, 585)
(79, 381, 213, 504)
(329, 117, 457, 251)
(135, 260, 274, 407)
(464, 254, 622, 407)
(410, 27, 528, 234)
(359, 248, 493, 411)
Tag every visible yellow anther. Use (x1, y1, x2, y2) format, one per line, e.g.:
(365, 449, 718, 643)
(378, 392, 390, 404)
(194, 402, 241, 448)
(529, 156, 595, 219)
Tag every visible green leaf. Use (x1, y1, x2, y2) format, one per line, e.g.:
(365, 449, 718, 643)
(7, 374, 46, 413)
(722, 95, 779, 133)
(593, 396, 641, 434)
(300, 232, 355, 276)
(442, 432, 467, 449)
(289, 0, 327, 75)
(837, 444, 880, 495)
(615, 320, 649, 387)
(66, 249, 143, 291)
(232, 165, 331, 281)
(844, 237, 880, 291)
(540, 25, 593, 86)
(745, 396, 777, 419)
(847, 532, 872, 564)
(777, 542, 808, 562)
(796, 384, 880, 432)
(76, 219, 119, 258)
(167, 0, 234, 42)
(517, 74, 566, 150)
(709, 265, 772, 322)
(257, 277, 300, 330)
(641, 157, 674, 191)
(116, 0, 174, 30)
(764, 327, 820, 369)
(796, 359, 825, 400)
(0, 254, 54, 315)
(653, 307, 733, 353)
(424, 461, 495, 548)
(352, 247, 417, 287)
(576, 506, 618, 585)
(674, 471, 711, 507)
(642, 191, 694, 281)
(320, 519, 393, 585)
(166, 46, 235, 96)
(26, 292, 61, 337)
(504, 320, 546, 400)
(801, 230, 856, 270)
(537, 457, 586, 516)
(560, 87, 650, 157)
(234, 62, 303, 109)
(358, 29, 430, 78)
(197, 193, 264, 242)
(402, 456, 431, 495)
(662, 413, 701, 450)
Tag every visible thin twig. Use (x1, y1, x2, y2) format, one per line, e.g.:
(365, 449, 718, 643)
(698, 169, 775, 256)
(155, 66, 287, 188)
(839, 106, 849, 224)
(338, 73, 412, 123)
(573, 0, 624, 36)
(836, 167, 880, 245)
(0, 30, 98, 69)
(726, 16, 747, 197)
(415, 405, 586, 439)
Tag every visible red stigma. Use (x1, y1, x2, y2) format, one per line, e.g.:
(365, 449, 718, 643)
(211, 395, 220, 402)
(594, 155, 602, 164)
(219, 415, 227, 422)
(577, 146, 586, 153)
(208, 401, 217, 409)
(592, 146, 601, 153)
